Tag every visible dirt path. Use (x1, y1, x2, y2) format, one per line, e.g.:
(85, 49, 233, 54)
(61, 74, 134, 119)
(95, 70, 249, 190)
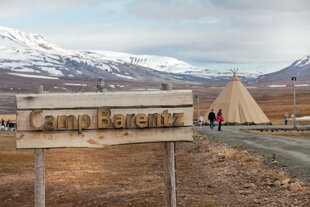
(195, 125, 310, 182)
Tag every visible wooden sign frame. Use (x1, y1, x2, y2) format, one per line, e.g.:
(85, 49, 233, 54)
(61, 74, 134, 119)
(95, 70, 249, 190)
(16, 90, 193, 148)
(16, 86, 193, 207)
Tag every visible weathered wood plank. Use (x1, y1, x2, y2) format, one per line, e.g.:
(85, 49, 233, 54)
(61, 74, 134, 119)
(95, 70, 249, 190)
(33, 84, 45, 207)
(17, 107, 193, 131)
(34, 148, 45, 207)
(16, 90, 194, 149)
(16, 127, 193, 148)
(165, 142, 177, 207)
(16, 90, 193, 110)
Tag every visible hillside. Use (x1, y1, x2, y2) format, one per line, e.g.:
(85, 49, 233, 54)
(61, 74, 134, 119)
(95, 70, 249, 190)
(0, 26, 260, 87)
(255, 55, 310, 84)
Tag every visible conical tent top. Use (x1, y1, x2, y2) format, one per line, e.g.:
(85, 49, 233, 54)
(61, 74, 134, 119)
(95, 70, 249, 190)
(230, 68, 239, 81)
(231, 73, 239, 81)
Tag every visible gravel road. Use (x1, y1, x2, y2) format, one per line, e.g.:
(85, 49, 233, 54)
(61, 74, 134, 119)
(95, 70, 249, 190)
(195, 125, 310, 182)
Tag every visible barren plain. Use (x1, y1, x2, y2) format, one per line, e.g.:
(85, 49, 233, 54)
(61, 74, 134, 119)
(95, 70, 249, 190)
(0, 83, 310, 206)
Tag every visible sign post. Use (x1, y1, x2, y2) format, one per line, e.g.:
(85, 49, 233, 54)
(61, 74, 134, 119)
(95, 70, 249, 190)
(162, 83, 177, 207)
(33, 84, 45, 207)
(292, 76, 297, 128)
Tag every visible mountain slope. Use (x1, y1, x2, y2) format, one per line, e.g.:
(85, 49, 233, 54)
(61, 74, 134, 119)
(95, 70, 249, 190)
(255, 55, 310, 83)
(0, 26, 146, 80)
(0, 26, 261, 83)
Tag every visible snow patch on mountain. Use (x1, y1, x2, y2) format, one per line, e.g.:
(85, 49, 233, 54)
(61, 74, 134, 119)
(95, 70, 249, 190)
(87, 50, 204, 74)
(294, 55, 310, 67)
(89, 50, 263, 79)
(8, 72, 59, 79)
(0, 25, 262, 82)
(0, 26, 114, 77)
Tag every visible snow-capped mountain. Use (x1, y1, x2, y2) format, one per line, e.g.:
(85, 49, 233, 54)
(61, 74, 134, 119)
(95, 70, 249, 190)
(255, 55, 310, 83)
(89, 50, 203, 74)
(0, 25, 261, 83)
(0, 26, 140, 80)
(294, 55, 310, 68)
(85, 50, 263, 80)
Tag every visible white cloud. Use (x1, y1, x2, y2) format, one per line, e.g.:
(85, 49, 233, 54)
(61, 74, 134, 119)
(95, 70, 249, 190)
(126, 0, 214, 21)
(0, 0, 102, 18)
(0, 0, 310, 72)
(127, 0, 310, 21)
(42, 13, 310, 70)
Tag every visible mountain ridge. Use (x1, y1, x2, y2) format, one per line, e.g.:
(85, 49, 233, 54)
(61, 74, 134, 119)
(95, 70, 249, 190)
(255, 55, 310, 84)
(0, 25, 261, 83)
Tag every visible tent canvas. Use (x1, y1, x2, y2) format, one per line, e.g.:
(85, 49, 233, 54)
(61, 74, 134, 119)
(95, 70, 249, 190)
(204, 73, 270, 125)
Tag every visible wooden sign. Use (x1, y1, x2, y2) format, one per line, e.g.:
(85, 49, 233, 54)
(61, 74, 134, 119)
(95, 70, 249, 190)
(16, 90, 193, 148)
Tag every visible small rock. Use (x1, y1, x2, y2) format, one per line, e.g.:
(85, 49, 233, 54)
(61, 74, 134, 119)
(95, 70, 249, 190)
(270, 180, 281, 187)
(238, 189, 252, 195)
(251, 169, 258, 174)
(217, 153, 225, 159)
(244, 189, 253, 195)
(290, 182, 303, 192)
(254, 199, 261, 204)
(207, 184, 215, 188)
(265, 178, 272, 186)
(289, 177, 298, 183)
(280, 178, 290, 185)
(244, 183, 257, 189)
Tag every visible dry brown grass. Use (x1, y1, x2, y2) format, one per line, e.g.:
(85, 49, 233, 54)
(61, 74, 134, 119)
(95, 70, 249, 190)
(1, 85, 310, 206)
(1, 132, 310, 206)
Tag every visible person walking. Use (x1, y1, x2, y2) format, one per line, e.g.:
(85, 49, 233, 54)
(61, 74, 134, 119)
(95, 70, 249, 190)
(284, 112, 288, 125)
(198, 116, 204, 126)
(208, 109, 216, 129)
(216, 109, 224, 131)
(6, 120, 10, 130)
(1, 119, 4, 131)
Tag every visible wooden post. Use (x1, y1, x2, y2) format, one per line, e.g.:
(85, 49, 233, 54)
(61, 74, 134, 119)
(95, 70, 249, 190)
(35, 148, 45, 207)
(33, 84, 45, 207)
(162, 83, 177, 207)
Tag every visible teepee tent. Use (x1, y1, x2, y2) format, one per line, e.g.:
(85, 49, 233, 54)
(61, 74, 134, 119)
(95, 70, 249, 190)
(204, 72, 270, 125)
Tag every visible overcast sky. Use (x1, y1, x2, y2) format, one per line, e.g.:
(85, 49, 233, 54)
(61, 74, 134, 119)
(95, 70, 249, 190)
(0, 0, 310, 73)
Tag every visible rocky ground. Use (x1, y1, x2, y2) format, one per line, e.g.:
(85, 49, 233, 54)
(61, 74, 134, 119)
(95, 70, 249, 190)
(0, 131, 309, 206)
(196, 125, 310, 182)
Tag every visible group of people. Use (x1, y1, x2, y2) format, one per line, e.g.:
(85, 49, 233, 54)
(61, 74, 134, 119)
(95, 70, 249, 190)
(207, 109, 224, 131)
(284, 112, 297, 126)
(1, 119, 11, 131)
(203, 110, 293, 129)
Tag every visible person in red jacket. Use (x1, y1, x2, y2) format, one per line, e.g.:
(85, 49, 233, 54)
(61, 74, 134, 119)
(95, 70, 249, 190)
(216, 109, 224, 131)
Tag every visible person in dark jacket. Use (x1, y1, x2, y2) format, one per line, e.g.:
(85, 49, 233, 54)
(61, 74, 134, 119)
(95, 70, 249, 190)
(208, 109, 216, 129)
(6, 120, 10, 130)
(1, 119, 4, 131)
(216, 109, 224, 131)
(284, 112, 288, 125)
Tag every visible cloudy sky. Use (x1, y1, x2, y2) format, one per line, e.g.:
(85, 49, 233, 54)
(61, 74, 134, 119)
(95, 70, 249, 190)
(0, 0, 310, 73)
